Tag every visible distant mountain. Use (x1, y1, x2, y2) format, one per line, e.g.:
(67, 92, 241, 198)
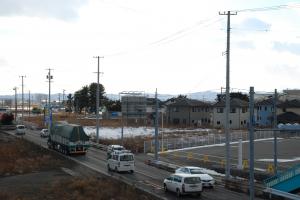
(107, 91, 218, 102)
(0, 91, 218, 103)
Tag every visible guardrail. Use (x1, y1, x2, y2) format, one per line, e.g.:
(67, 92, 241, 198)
(264, 188, 300, 200)
(90, 141, 108, 151)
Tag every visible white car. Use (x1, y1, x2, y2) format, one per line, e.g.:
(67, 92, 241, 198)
(107, 149, 135, 173)
(40, 129, 49, 137)
(16, 125, 26, 135)
(163, 173, 202, 197)
(175, 166, 215, 188)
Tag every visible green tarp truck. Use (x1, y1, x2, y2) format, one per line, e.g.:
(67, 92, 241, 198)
(47, 123, 90, 155)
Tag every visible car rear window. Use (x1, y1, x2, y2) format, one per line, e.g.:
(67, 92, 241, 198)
(120, 155, 133, 161)
(190, 169, 204, 174)
(184, 177, 201, 184)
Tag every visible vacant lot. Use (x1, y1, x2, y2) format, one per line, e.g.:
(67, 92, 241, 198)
(0, 132, 156, 200)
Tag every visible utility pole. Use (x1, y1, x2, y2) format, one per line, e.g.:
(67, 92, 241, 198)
(273, 89, 278, 175)
(46, 69, 53, 134)
(93, 56, 104, 144)
(249, 87, 255, 200)
(13, 87, 18, 122)
(19, 75, 26, 123)
(154, 88, 159, 160)
(62, 89, 65, 107)
(28, 90, 31, 117)
(219, 10, 237, 179)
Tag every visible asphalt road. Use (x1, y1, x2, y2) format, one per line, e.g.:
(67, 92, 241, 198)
(160, 137, 300, 172)
(6, 129, 263, 200)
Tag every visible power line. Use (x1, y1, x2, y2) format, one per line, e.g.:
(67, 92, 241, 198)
(105, 16, 224, 57)
(234, 3, 300, 13)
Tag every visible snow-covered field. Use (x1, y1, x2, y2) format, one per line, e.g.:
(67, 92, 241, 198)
(83, 126, 209, 139)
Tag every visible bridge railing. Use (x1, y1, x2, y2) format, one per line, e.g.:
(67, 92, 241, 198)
(264, 163, 300, 188)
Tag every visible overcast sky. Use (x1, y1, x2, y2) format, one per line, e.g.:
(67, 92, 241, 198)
(0, 0, 300, 96)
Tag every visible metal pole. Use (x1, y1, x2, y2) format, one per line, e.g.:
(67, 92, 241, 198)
(13, 87, 17, 122)
(161, 112, 164, 152)
(94, 56, 104, 144)
(28, 90, 31, 117)
(46, 69, 53, 135)
(249, 86, 255, 200)
(273, 89, 278, 175)
(19, 75, 26, 122)
(154, 88, 159, 160)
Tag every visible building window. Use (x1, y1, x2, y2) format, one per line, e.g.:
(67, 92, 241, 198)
(192, 107, 196, 112)
(217, 121, 220, 125)
(173, 107, 179, 112)
(265, 106, 267, 111)
(241, 121, 243, 125)
(230, 108, 236, 113)
(229, 120, 232, 124)
(242, 108, 248, 113)
(217, 108, 223, 113)
(244, 120, 246, 124)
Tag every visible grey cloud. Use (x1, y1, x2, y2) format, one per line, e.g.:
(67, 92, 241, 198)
(0, 0, 88, 20)
(273, 42, 300, 55)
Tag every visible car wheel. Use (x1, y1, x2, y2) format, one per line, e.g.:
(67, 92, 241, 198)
(163, 184, 168, 192)
(176, 188, 181, 197)
(130, 170, 134, 174)
(115, 167, 118, 173)
(107, 164, 111, 171)
(197, 192, 202, 197)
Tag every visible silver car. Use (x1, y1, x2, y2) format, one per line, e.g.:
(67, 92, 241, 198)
(175, 166, 215, 188)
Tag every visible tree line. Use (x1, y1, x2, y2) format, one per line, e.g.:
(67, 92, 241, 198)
(65, 83, 121, 114)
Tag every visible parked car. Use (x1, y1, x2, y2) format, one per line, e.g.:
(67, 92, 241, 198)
(40, 129, 49, 137)
(163, 173, 202, 197)
(16, 125, 26, 135)
(175, 166, 215, 188)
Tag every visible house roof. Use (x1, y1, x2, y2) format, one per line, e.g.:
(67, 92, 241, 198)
(277, 112, 300, 124)
(255, 98, 274, 106)
(214, 98, 248, 107)
(168, 98, 212, 107)
(278, 99, 300, 108)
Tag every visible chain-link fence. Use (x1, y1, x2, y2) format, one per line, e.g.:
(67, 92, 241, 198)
(144, 130, 275, 153)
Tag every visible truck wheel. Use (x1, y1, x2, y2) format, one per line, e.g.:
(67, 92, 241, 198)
(115, 167, 119, 173)
(130, 170, 134, 174)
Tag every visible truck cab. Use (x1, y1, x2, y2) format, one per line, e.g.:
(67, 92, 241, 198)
(107, 149, 135, 173)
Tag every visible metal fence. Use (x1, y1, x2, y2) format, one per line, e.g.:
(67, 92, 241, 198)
(144, 130, 275, 153)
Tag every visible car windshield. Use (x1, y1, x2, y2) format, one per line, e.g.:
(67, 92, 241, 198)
(18, 126, 25, 129)
(120, 155, 133, 161)
(190, 169, 204, 174)
(43, 130, 48, 132)
(184, 177, 201, 184)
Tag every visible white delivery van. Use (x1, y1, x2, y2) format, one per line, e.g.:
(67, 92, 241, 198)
(107, 149, 134, 173)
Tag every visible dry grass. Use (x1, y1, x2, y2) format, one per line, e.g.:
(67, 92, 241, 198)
(43, 177, 154, 200)
(0, 138, 63, 176)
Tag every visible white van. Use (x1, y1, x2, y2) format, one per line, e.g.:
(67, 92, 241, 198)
(16, 125, 26, 135)
(107, 150, 134, 173)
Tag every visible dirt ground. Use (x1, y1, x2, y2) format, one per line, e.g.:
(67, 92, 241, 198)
(0, 132, 156, 200)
